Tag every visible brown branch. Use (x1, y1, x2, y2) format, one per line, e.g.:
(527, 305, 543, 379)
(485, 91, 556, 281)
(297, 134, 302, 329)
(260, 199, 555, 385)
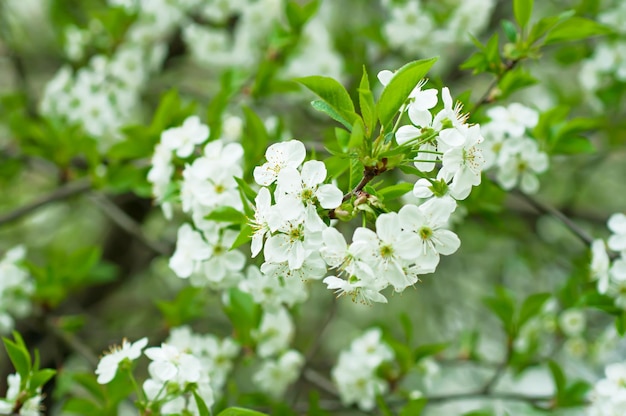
(87, 193, 170, 256)
(0, 179, 92, 226)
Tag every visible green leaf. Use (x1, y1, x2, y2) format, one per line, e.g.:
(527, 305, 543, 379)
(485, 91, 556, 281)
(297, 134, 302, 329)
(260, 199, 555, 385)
(548, 360, 566, 396)
(543, 17, 609, 45)
(310, 100, 353, 131)
(193, 390, 212, 416)
(234, 177, 258, 205)
(223, 289, 260, 347)
(296, 76, 358, 128)
(517, 293, 551, 329)
(377, 57, 437, 131)
(348, 117, 365, 150)
(399, 398, 427, 416)
(378, 182, 414, 201)
(551, 136, 595, 155)
(483, 287, 516, 336)
(3, 333, 31, 381)
(514, 0, 533, 29)
(63, 398, 102, 415)
(156, 286, 208, 327)
(616, 311, 626, 336)
(231, 224, 253, 250)
(359, 65, 376, 136)
(242, 106, 270, 174)
(413, 343, 449, 362)
(528, 10, 575, 44)
(205, 206, 247, 224)
(29, 369, 56, 392)
(217, 407, 268, 416)
(501, 20, 518, 42)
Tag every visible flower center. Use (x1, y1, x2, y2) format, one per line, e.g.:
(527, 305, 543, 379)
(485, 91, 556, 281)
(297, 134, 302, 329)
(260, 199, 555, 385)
(419, 227, 433, 240)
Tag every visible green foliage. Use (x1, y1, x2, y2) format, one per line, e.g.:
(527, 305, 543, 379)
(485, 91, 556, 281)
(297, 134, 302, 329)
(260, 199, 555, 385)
(483, 288, 551, 338)
(217, 407, 269, 416)
(296, 75, 358, 130)
(2, 332, 56, 397)
(376, 57, 438, 131)
(514, 0, 534, 29)
(157, 286, 209, 327)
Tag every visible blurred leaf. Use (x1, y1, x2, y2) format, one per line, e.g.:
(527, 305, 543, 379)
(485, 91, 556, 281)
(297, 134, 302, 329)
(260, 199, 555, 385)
(502, 20, 518, 42)
(400, 398, 426, 416)
(205, 206, 247, 224)
(543, 17, 609, 45)
(528, 10, 576, 44)
(514, 0, 534, 29)
(217, 407, 268, 416)
(157, 286, 208, 327)
(377, 57, 437, 131)
(223, 289, 260, 347)
(193, 390, 212, 416)
(242, 106, 270, 175)
(413, 343, 448, 362)
(29, 369, 56, 392)
(483, 287, 516, 336)
(518, 293, 551, 329)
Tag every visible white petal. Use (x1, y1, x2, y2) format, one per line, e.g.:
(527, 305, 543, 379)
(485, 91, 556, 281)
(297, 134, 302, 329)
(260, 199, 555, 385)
(316, 184, 343, 209)
(300, 160, 326, 187)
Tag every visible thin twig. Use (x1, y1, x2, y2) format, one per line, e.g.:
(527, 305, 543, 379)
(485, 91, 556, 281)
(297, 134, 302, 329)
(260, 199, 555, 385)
(0, 179, 92, 226)
(87, 193, 170, 256)
(513, 190, 595, 246)
(45, 318, 99, 367)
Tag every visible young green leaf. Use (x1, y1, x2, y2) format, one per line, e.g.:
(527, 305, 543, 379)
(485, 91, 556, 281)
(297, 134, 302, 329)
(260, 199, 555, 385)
(376, 57, 437, 131)
(193, 390, 212, 416)
(359, 65, 376, 136)
(543, 17, 609, 45)
(205, 206, 247, 224)
(217, 407, 268, 416)
(310, 100, 353, 131)
(296, 76, 358, 127)
(514, 0, 534, 29)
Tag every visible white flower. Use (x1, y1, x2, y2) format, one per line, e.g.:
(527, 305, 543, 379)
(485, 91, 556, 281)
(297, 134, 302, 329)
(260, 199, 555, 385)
(439, 124, 485, 199)
(253, 140, 306, 186)
(199, 228, 246, 284)
(496, 137, 548, 194)
(95, 337, 148, 384)
(591, 239, 610, 294)
(252, 350, 303, 398)
(608, 213, 626, 254)
(169, 224, 212, 278)
(558, 309, 586, 337)
(432, 87, 469, 147)
(144, 343, 203, 385)
(331, 329, 394, 411)
(398, 198, 460, 267)
(486, 103, 539, 138)
(255, 307, 294, 358)
(161, 116, 209, 158)
(275, 161, 342, 209)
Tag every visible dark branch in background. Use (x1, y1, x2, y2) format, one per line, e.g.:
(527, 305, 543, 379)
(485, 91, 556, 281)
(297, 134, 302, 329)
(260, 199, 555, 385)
(87, 193, 171, 256)
(0, 179, 92, 226)
(512, 189, 621, 259)
(44, 318, 99, 367)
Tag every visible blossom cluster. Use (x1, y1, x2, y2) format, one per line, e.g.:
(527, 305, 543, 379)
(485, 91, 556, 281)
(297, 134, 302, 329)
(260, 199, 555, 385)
(480, 103, 548, 194)
(380, 0, 495, 60)
(148, 115, 248, 289)
(0, 373, 42, 416)
(0, 246, 34, 334)
(331, 328, 394, 411)
(588, 361, 626, 415)
(95, 327, 239, 414)
(579, 1, 626, 109)
(590, 213, 626, 305)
